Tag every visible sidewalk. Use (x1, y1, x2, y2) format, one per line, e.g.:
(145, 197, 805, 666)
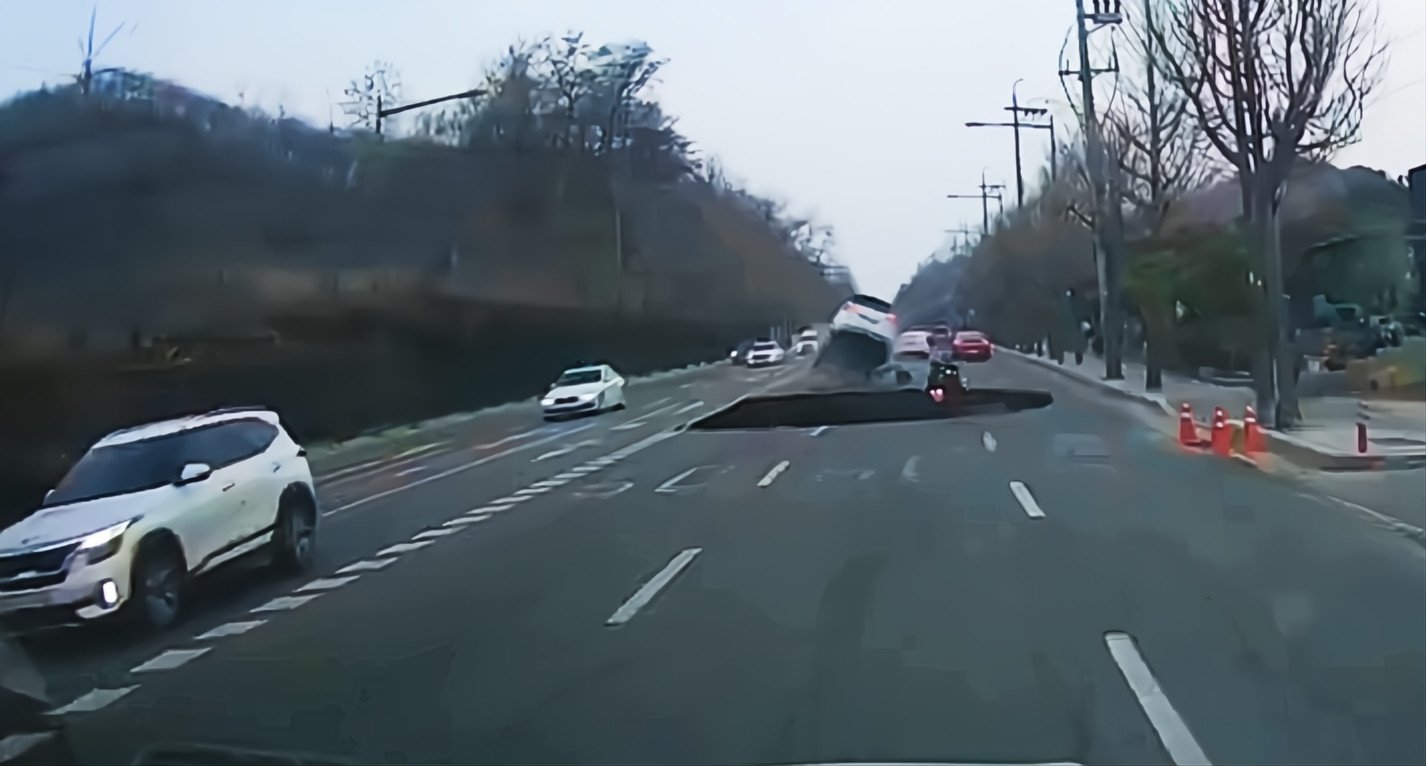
(1006, 348, 1426, 472)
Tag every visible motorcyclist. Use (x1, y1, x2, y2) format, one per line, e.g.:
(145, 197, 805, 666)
(926, 347, 966, 401)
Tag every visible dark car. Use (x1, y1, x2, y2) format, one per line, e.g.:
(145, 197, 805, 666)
(728, 339, 757, 365)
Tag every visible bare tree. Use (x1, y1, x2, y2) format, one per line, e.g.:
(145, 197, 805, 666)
(1103, 0, 1220, 390)
(341, 60, 403, 131)
(1150, 0, 1386, 427)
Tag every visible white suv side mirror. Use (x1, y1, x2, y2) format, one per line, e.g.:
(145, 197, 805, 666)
(176, 462, 213, 485)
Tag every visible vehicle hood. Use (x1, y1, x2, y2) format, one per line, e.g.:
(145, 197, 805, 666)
(545, 381, 608, 399)
(0, 489, 161, 551)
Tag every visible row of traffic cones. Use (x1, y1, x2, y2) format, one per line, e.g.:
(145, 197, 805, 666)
(1178, 403, 1265, 455)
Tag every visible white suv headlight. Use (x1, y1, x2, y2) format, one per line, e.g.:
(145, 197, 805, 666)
(77, 519, 136, 563)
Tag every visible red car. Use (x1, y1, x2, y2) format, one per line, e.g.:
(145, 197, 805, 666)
(952, 330, 993, 361)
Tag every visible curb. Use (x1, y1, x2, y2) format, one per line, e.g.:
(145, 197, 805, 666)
(1001, 347, 1426, 473)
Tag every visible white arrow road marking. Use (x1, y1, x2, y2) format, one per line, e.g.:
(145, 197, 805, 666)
(1009, 481, 1045, 519)
(757, 460, 791, 487)
(901, 456, 921, 483)
(606, 547, 703, 626)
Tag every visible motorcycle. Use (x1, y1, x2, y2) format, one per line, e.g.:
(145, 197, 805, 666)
(926, 354, 967, 403)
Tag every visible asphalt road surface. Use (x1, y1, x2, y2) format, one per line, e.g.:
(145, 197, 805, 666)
(27, 354, 1426, 765)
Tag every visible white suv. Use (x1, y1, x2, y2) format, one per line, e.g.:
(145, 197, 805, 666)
(0, 407, 319, 633)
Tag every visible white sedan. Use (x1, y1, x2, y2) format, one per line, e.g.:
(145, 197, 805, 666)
(744, 340, 786, 367)
(830, 294, 898, 342)
(541, 364, 627, 420)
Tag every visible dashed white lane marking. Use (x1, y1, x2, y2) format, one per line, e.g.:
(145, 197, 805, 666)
(0, 733, 58, 761)
(496, 494, 534, 504)
(393, 442, 447, 460)
(411, 528, 460, 540)
(131, 648, 211, 674)
(49, 687, 137, 716)
(605, 547, 703, 627)
(195, 620, 266, 640)
(252, 594, 322, 612)
(375, 541, 434, 556)
(673, 400, 704, 415)
(901, 456, 921, 483)
(394, 466, 427, 477)
(337, 558, 396, 574)
(514, 486, 549, 496)
(757, 460, 792, 488)
(444, 513, 492, 527)
(297, 575, 361, 593)
(1009, 481, 1046, 519)
(1105, 632, 1212, 766)
(640, 397, 672, 410)
(982, 431, 998, 452)
(529, 478, 568, 488)
(480, 503, 517, 514)
(809, 425, 831, 437)
(324, 423, 595, 517)
(552, 471, 584, 481)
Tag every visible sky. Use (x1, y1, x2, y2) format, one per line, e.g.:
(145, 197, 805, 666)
(3, 0, 1423, 298)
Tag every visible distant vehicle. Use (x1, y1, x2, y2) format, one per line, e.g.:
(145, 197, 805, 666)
(892, 330, 932, 361)
(792, 328, 820, 357)
(830, 294, 898, 342)
(728, 339, 757, 365)
(745, 339, 786, 368)
(952, 330, 993, 362)
(541, 364, 626, 420)
(0, 407, 318, 633)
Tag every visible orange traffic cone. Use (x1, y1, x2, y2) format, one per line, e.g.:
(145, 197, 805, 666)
(1178, 403, 1198, 446)
(1210, 406, 1231, 456)
(1243, 405, 1265, 453)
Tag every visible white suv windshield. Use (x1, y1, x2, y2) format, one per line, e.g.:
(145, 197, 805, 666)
(753, 343, 779, 350)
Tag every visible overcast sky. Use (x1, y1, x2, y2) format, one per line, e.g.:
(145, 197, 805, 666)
(3, 0, 1423, 297)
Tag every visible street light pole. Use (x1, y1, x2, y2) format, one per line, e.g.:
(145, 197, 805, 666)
(946, 170, 1006, 234)
(375, 87, 486, 137)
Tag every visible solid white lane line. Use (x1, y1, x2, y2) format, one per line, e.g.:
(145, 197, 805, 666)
(131, 648, 211, 674)
(324, 423, 596, 516)
(809, 425, 830, 437)
(472, 427, 544, 450)
(296, 576, 361, 593)
(1105, 632, 1212, 766)
(606, 547, 703, 627)
(337, 558, 396, 574)
(757, 460, 791, 488)
(195, 620, 267, 640)
(612, 400, 686, 430)
(393, 466, 427, 477)
(900, 456, 921, 483)
(1009, 481, 1046, 519)
(392, 442, 448, 460)
(49, 687, 137, 716)
(375, 541, 434, 556)
(252, 594, 322, 612)
(411, 528, 459, 540)
(318, 455, 394, 481)
(982, 431, 998, 452)
(610, 420, 649, 431)
(673, 400, 704, 415)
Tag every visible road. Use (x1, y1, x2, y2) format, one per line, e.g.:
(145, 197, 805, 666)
(26, 354, 1426, 765)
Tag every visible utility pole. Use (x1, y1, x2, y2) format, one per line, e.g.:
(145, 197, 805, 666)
(967, 103, 1056, 189)
(1062, 0, 1125, 380)
(947, 171, 1006, 234)
(1010, 80, 1026, 207)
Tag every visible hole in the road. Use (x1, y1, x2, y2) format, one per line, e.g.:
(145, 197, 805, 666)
(688, 389, 1053, 431)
